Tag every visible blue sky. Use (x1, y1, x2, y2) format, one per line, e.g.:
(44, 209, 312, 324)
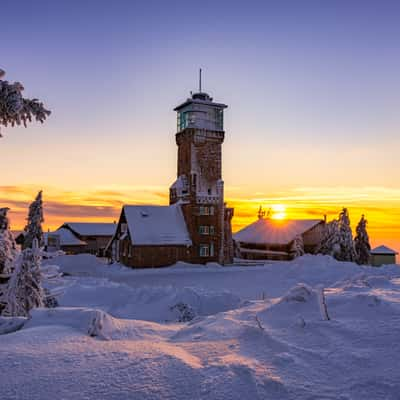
(1, 0, 400, 253)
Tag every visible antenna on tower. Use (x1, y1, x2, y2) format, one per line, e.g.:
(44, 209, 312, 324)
(199, 68, 202, 92)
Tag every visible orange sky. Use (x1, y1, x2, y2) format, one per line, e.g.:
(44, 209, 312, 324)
(3, 184, 399, 258)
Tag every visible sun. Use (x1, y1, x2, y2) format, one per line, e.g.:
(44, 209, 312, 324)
(271, 204, 286, 220)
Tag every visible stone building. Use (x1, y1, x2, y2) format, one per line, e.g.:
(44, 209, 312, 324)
(109, 85, 234, 267)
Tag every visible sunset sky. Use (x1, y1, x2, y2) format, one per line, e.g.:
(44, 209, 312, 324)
(1, 1, 400, 255)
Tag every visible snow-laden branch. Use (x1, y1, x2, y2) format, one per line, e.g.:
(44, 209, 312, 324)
(0, 69, 50, 137)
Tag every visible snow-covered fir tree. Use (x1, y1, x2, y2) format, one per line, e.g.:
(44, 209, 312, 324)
(317, 219, 340, 257)
(3, 239, 44, 317)
(354, 215, 371, 265)
(0, 208, 18, 275)
(336, 208, 357, 262)
(23, 191, 44, 250)
(290, 234, 305, 258)
(0, 69, 50, 137)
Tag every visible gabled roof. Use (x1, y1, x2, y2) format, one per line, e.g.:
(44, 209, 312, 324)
(234, 218, 323, 245)
(371, 245, 398, 255)
(45, 228, 87, 246)
(122, 204, 192, 246)
(62, 222, 116, 236)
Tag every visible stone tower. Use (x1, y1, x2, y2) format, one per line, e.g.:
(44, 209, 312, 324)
(170, 81, 234, 264)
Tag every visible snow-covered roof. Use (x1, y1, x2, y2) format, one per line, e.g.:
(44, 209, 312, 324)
(62, 222, 116, 237)
(45, 228, 87, 246)
(371, 245, 398, 255)
(170, 175, 187, 190)
(234, 219, 323, 245)
(122, 204, 192, 246)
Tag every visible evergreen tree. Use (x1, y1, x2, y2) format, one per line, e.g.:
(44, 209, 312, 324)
(3, 240, 44, 317)
(0, 69, 50, 137)
(354, 215, 371, 265)
(0, 208, 18, 274)
(291, 234, 305, 258)
(23, 191, 44, 250)
(336, 208, 357, 262)
(317, 219, 340, 257)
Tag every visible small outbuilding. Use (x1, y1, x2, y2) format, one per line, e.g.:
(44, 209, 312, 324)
(370, 245, 398, 266)
(44, 228, 87, 254)
(234, 218, 325, 261)
(59, 222, 116, 256)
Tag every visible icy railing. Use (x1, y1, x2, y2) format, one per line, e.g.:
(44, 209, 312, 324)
(196, 195, 220, 204)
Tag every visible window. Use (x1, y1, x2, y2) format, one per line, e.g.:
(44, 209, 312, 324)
(208, 188, 212, 195)
(209, 225, 215, 235)
(214, 108, 223, 130)
(199, 226, 210, 235)
(128, 245, 132, 258)
(210, 242, 214, 257)
(199, 206, 215, 216)
(191, 173, 197, 188)
(199, 206, 208, 215)
(177, 111, 188, 131)
(199, 244, 209, 257)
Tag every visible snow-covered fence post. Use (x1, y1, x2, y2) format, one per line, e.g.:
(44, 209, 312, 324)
(316, 285, 330, 321)
(255, 314, 264, 331)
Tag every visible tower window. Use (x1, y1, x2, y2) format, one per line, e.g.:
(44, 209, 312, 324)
(199, 206, 215, 216)
(192, 173, 197, 188)
(199, 226, 210, 235)
(214, 108, 223, 130)
(199, 244, 209, 257)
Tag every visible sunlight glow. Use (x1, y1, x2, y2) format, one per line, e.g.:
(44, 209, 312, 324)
(271, 204, 287, 220)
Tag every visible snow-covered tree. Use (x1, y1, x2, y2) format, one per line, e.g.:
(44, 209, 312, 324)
(317, 219, 340, 257)
(290, 234, 305, 258)
(23, 191, 44, 250)
(354, 215, 371, 265)
(337, 208, 356, 262)
(0, 208, 18, 275)
(3, 240, 44, 317)
(0, 69, 50, 137)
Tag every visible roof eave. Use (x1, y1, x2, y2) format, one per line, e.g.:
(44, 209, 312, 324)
(174, 99, 228, 111)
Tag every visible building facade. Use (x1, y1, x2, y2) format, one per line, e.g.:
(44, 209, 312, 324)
(170, 91, 234, 265)
(109, 87, 234, 267)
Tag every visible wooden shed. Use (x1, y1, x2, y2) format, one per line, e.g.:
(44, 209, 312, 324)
(370, 245, 398, 266)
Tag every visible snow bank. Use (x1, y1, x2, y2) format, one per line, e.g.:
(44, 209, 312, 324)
(58, 278, 241, 322)
(0, 316, 27, 335)
(24, 307, 176, 340)
(3, 254, 395, 399)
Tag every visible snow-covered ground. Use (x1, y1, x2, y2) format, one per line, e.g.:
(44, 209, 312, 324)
(1, 254, 400, 399)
